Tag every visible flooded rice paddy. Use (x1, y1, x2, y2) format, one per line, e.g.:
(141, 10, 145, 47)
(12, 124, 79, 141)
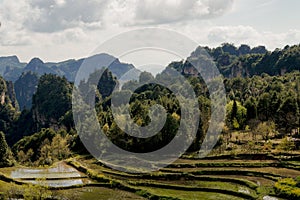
(10, 162, 91, 187)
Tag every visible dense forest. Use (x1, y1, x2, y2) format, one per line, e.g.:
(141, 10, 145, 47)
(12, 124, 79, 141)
(0, 43, 299, 168)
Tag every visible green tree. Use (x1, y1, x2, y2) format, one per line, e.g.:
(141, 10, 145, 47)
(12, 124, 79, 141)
(276, 137, 295, 152)
(244, 97, 257, 121)
(0, 131, 11, 166)
(226, 100, 247, 130)
(32, 74, 72, 129)
(255, 121, 277, 141)
(278, 96, 299, 133)
(257, 93, 271, 121)
(139, 71, 154, 83)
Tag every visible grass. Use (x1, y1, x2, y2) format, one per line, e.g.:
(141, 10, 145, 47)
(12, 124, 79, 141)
(54, 187, 146, 200)
(0, 166, 18, 176)
(66, 155, 298, 199)
(131, 180, 257, 195)
(0, 180, 16, 192)
(136, 187, 244, 200)
(161, 166, 299, 178)
(202, 174, 275, 186)
(1, 152, 298, 199)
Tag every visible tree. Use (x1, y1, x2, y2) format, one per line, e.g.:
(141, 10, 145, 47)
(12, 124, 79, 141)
(226, 100, 247, 130)
(139, 71, 154, 83)
(257, 93, 271, 121)
(32, 74, 73, 130)
(255, 121, 277, 141)
(244, 97, 257, 121)
(221, 43, 238, 56)
(278, 96, 299, 133)
(0, 131, 11, 166)
(250, 45, 267, 54)
(37, 134, 71, 166)
(51, 134, 71, 160)
(96, 69, 118, 98)
(23, 179, 52, 200)
(276, 137, 295, 152)
(231, 100, 238, 122)
(238, 44, 251, 55)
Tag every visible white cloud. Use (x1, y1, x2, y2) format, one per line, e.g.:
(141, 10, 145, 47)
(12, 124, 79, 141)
(0, 0, 33, 46)
(24, 0, 108, 32)
(0, 0, 235, 46)
(206, 25, 300, 50)
(134, 0, 235, 25)
(1, 0, 300, 62)
(96, 0, 235, 26)
(207, 26, 261, 45)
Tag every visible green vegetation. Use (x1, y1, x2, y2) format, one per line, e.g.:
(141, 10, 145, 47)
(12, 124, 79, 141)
(0, 131, 13, 167)
(13, 128, 72, 166)
(274, 177, 300, 199)
(14, 71, 39, 110)
(0, 44, 299, 199)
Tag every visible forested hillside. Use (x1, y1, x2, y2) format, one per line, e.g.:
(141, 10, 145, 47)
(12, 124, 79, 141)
(173, 43, 300, 78)
(0, 44, 298, 166)
(0, 44, 299, 200)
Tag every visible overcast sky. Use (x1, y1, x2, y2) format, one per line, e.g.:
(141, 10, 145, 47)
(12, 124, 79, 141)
(1, 0, 300, 66)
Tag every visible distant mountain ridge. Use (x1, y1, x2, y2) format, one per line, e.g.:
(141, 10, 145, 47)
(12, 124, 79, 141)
(2, 44, 300, 83)
(0, 53, 135, 110)
(169, 43, 300, 78)
(0, 53, 135, 82)
(2, 44, 300, 111)
(0, 56, 26, 81)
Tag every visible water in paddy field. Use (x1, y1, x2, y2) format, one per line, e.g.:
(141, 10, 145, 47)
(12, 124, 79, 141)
(10, 162, 91, 187)
(22, 179, 90, 187)
(263, 196, 279, 200)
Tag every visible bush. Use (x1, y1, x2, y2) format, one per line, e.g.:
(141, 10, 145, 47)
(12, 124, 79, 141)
(275, 178, 300, 199)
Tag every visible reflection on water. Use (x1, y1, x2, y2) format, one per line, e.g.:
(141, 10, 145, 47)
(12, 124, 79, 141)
(11, 162, 82, 179)
(11, 162, 91, 187)
(23, 179, 91, 187)
(263, 196, 278, 200)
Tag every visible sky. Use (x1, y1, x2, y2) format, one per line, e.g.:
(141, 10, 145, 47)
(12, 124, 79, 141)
(0, 0, 300, 69)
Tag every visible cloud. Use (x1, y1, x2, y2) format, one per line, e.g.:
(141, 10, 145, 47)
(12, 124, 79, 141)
(207, 25, 261, 45)
(0, 0, 34, 46)
(0, 0, 235, 35)
(0, 29, 32, 46)
(24, 0, 108, 32)
(1, 0, 300, 62)
(206, 25, 300, 49)
(126, 0, 235, 25)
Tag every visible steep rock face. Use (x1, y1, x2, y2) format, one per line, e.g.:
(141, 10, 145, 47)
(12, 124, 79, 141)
(179, 44, 300, 78)
(6, 81, 19, 110)
(0, 54, 135, 83)
(0, 92, 5, 105)
(0, 76, 19, 143)
(24, 58, 56, 75)
(0, 76, 8, 104)
(14, 72, 39, 110)
(0, 56, 23, 75)
(0, 56, 26, 81)
(31, 74, 72, 131)
(60, 53, 134, 81)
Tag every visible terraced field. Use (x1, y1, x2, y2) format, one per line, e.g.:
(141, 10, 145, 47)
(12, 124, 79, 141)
(65, 154, 300, 200)
(0, 154, 299, 199)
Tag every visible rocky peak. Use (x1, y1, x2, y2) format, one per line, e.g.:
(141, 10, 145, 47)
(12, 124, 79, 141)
(26, 58, 44, 69)
(0, 55, 20, 64)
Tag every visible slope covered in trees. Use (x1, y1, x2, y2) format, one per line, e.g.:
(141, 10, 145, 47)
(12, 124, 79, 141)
(0, 44, 298, 166)
(173, 43, 300, 78)
(14, 71, 39, 110)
